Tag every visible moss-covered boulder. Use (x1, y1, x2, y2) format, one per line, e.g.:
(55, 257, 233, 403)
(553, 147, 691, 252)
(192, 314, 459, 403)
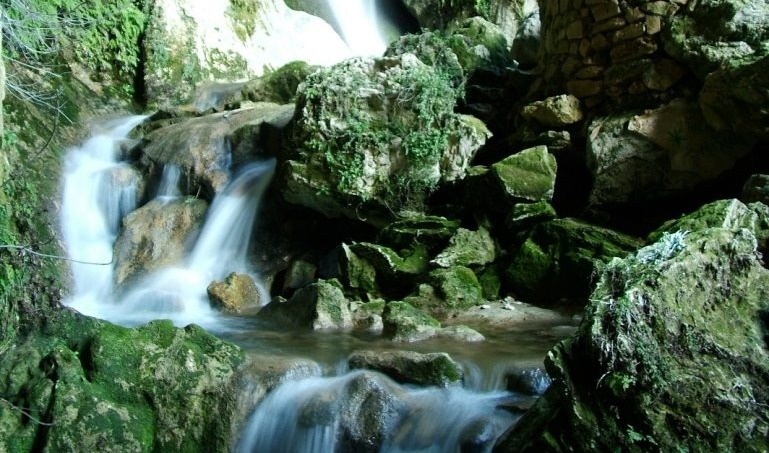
(497, 227, 769, 452)
(431, 227, 496, 268)
(520, 94, 584, 128)
(377, 215, 460, 251)
(0, 311, 244, 452)
(650, 198, 769, 252)
(241, 60, 318, 104)
(489, 145, 557, 206)
(207, 272, 260, 313)
(382, 301, 442, 343)
(586, 99, 754, 205)
(662, 0, 769, 80)
(700, 53, 769, 140)
(113, 198, 208, 288)
(428, 266, 485, 312)
(256, 279, 352, 330)
(348, 350, 463, 387)
(506, 201, 557, 230)
(320, 243, 379, 295)
(284, 54, 490, 223)
(506, 218, 642, 306)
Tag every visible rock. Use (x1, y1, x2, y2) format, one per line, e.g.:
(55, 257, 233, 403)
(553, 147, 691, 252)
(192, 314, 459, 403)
(662, 0, 769, 79)
(490, 145, 557, 205)
(401, 0, 530, 40)
(512, 8, 540, 68)
(256, 279, 352, 330)
(449, 299, 569, 330)
(497, 227, 769, 451)
(349, 242, 429, 278)
(520, 94, 584, 128)
(284, 54, 490, 222)
(241, 60, 318, 105)
(141, 103, 294, 193)
(431, 227, 496, 268)
(351, 300, 386, 332)
(113, 198, 208, 288)
(319, 243, 378, 295)
(97, 165, 146, 232)
(382, 301, 442, 343)
(742, 175, 769, 205)
(700, 54, 769, 140)
(282, 258, 318, 293)
(0, 311, 244, 452)
(505, 367, 552, 396)
(143, 0, 352, 105)
(207, 272, 260, 313)
(348, 350, 463, 387)
(428, 266, 485, 312)
(649, 198, 769, 252)
(506, 201, 557, 230)
(586, 99, 754, 205)
(435, 325, 485, 343)
(506, 218, 642, 306)
(191, 81, 246, 114)
(377, 215, 460, 251)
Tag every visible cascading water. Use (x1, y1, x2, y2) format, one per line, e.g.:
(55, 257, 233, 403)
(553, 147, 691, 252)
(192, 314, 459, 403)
(60, 115, 148, 310)
(326, 0, 387, 56)
(156, 164, 182, 200)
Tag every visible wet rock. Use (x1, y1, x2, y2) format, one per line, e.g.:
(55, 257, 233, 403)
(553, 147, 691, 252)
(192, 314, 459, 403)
(377, 215, 460, 251)
(282, 258, 318, 293)
(587, 99, 754, 206)
(141, 103, 294, 193)
(348, 350, 463, 387)
(498, 227, 769, 451)
(505, 367, 552, 396)
(506, 218, 642, 306)
(490, 145, 557, 205)
(520, 94, 584, 128)
(284, 54, 490, 223)
(241, 60, 318, 104)
(506, 201, 557, 230)
(320, 244, 378, 295)
(0, 311, 244, 452)
(435, 325, 485, 343)
(431, 227, 496, 269)
(742, 175, 769, 205)
(256, 279, 352, 330)
(192, 81, 246, 113)
(428, 266, 485, 312)
(113, 198, 208, 288)
(207, 272, 260, 313)
(450, 299, 568, 331)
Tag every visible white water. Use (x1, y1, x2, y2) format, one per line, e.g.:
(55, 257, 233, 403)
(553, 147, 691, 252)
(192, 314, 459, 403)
(62, 117, 275, 330)
(326, 0, 387, 56)
(237, 370, 518, 453)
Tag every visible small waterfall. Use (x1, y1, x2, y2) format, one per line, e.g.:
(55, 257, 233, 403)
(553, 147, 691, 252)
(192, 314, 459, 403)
(61, 115, 148, 308)
(326, 0, 387, 56)
(156, 164, 181, 199)
(237, 370, 517, 453)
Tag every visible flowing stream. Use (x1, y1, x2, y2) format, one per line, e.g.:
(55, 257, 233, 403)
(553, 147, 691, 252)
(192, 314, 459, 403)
(55, 2, 573, 452)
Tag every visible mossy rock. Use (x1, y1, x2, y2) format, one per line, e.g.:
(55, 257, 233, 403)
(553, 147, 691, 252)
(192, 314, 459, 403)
(506, 201, 557, 230)
(0, 311, 244, 452)
(256, 279, 352, 330)
(377, 215, 461, 251)
(242, 60, 318, 104)
(382, 301, 442, 343)
(431, 227, 496, 268)
(499, 227, 769, 451)
(429, 266, 484, 312)
(506, 218, 642, 306)
(348, 350, 463, 387)
(490, 145, 557, 206)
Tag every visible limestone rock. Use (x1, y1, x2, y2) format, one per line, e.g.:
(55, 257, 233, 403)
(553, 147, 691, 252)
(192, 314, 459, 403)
(207, 272, 260, 313)
(113, 198, 208, 288)
(348, 350, 463, 387)
(256, 279, 352, 330)
(382, 301, 442, 343)
(432, 227, 496, 268)
(377, 215, 460, 251)
(284, 54, 490, 222)
(143, 0, 351, 105)
(498, 227, 769, 451)
(490, 145, 557, 204)
(507, 218, 642, 306)
(521, 94, 584, 128)
(142, 103, 294, 193)
(587, 99, 754, 205)
(428, 266, 485, 312)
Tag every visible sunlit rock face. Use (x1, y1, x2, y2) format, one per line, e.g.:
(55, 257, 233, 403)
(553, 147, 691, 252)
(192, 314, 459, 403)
(143, 0, 353, 105)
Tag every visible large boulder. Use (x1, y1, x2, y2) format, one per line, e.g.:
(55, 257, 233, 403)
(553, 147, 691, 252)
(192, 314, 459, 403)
(506, 218, 642, 306)
(207, 272, 261, 313)
(497, 227, 769, 451)
(348, 350, 463, 387)
(382, 301, 484, 343)
(0, 311, 244, 452)
(587, 99, 754, 206)
(284, 54, 490, 223)
(113, 198, 208, 288)
(141, 102, 294, 193)
(431, 227, 496, 268)
(143, 0, 352, 105)
(489, 145, 557, 206)
(256, 279, 352, 330)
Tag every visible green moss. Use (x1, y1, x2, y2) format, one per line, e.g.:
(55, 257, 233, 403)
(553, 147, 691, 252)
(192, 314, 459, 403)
(243, 61, 316, 104)
(377, 215, 461, 251)
(429, 266, 484, 311)
(382, 301, 441, 342)
(491, 146, 557, 204)
(227, 0, 264, 41)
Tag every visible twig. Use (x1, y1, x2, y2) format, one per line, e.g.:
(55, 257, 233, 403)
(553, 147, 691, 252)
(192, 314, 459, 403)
(0, 397, 55, 426)
(0, 244, 113, 265)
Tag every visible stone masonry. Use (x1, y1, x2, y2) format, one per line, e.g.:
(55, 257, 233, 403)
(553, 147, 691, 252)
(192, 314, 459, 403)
(538, 0, 689, 108)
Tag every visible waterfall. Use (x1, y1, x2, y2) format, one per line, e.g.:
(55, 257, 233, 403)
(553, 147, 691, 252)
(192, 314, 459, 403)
(326, 0, 387, 56)
(237, 370, 518, 453)
(156, 164, 181, 199)
(60, 115, 148, 310)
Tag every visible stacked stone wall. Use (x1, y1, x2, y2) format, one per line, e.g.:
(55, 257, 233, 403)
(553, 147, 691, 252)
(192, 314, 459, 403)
(538, 0, 689, 108)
